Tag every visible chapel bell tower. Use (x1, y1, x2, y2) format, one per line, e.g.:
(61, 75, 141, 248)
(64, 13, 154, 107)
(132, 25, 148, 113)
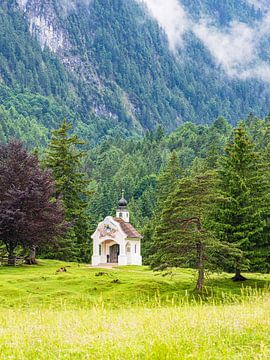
(116, 191, 130, 223)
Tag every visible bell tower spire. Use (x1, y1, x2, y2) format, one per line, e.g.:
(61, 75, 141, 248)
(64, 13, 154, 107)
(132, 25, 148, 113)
(116, 190, 130, 223)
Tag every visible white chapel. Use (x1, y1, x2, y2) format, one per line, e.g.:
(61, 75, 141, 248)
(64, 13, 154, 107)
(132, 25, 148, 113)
(91, 194, 142, 266)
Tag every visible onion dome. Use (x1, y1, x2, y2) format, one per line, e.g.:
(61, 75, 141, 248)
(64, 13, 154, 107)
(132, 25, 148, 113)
(118, 190, 128, 207)
(118, 196, 128, 207)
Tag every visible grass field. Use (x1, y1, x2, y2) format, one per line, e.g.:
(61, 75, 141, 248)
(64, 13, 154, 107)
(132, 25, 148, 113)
(0, 260, 269, 359)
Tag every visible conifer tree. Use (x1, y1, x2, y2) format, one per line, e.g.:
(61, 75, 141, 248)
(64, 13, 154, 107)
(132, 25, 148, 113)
(151, 172, 228, 292)
(45, 120, 91, 262)
(214, 124, 265, 280)
(156, 151, 182, 208)
(143, 151, 182, 261)
(256, 125, 270, 271)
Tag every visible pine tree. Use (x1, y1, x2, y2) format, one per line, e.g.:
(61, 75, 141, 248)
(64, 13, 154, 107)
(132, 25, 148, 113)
(45, 119, 91, 262)
(151, 172, 228, 292)
(143, 151, 182, 262)
(255, 124, 270, 272)
(156, 151, 182, 209)
(214, 124, 265, 280)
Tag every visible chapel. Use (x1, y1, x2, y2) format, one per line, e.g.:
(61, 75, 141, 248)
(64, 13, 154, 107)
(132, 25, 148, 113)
(91, 194, 142, 266)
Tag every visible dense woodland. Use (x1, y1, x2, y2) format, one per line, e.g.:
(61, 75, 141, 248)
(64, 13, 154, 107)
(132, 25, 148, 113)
(1, 0, 270, 145)
(1, 113, 270, 290)
(0, 1, 270, 290)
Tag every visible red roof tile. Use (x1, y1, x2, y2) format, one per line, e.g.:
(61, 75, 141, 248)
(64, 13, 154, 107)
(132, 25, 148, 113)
(113, 218, 142, 238)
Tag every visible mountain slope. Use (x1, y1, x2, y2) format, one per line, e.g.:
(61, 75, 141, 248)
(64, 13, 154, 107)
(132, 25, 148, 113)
(0, 0, 270, 144)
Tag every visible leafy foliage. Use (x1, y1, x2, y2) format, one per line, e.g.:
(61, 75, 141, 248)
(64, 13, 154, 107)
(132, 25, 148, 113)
(0, 140, 66, 263)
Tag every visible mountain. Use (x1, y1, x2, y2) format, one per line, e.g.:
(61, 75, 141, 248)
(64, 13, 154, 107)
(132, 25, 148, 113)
(1, 0, 270, 145)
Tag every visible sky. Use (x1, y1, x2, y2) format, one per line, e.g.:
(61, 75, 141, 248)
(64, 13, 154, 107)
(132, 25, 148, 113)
(138, 0, 270, 82)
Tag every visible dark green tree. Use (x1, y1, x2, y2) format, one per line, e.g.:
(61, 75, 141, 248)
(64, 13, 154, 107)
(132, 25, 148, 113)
(45, 119, 91, 262)
(214, 125, 265, 280)
(151, 172, 228, 292)
(142, 151, 182, 262)
(156, 151, 182, 208)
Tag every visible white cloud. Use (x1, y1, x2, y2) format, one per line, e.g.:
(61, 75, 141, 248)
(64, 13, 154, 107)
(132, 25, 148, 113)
(138, 0, 270, 82)
(193, 14, 270, 81)
(138, 0, 189, 51)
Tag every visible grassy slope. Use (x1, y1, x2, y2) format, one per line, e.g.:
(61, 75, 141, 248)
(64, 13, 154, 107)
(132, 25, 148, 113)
(0, 260, 270, 359)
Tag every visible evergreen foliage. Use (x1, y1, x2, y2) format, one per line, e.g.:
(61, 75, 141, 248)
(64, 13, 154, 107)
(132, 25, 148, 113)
(0, 1, 270, 144)
(151, 172, 232, 292)
(214, 125, 266, 280)
(44, 120, 91, 262)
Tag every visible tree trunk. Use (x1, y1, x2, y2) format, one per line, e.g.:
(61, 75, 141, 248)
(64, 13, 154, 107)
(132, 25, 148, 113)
(195, 240, 204, 292)
(8, 250, 15, 266)
(231, 268, 247, 282)
(26, 246, 37, 265)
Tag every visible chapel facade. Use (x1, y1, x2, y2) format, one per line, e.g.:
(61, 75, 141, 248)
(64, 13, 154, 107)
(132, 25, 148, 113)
(91, 194, 142, 266)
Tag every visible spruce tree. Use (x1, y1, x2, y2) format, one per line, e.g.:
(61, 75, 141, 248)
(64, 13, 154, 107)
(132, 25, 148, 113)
(143, 151, 182, 262)
(256, 125, 270, 272)
(45, 120, 91, 262)
(151, 172, 228, 292)
(156, 151, 182, 209)
(214, 124, 265, 280)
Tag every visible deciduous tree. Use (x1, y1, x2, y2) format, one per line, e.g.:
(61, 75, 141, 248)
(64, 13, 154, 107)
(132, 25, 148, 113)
(0, 140, 66, 265)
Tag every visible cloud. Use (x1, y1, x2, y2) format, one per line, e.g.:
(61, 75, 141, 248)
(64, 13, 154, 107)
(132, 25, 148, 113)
(193, 14, 270, 81)
(137, 0, 189, 51)
(138, 0, 270, 82)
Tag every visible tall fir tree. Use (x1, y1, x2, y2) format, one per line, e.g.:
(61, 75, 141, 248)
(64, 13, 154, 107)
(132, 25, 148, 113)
(45, 119, 91, 262)
(143, 151, 182, 262)
(156, 151, 182, 210)
(214, 124, 265, 280)
(256, 123, 270, 272)
(151, 172, 230, 292)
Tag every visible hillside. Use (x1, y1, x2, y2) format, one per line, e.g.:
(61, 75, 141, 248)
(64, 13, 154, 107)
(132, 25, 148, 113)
(1, 0, 270, 144)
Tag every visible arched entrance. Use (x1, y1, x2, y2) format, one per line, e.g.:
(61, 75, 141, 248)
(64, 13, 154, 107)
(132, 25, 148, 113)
(99, 240, 120, 264)
(109, 243, 120, 263)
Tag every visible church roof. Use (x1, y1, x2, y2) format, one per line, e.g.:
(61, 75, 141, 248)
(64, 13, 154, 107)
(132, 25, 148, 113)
(113, 218, 142, 238)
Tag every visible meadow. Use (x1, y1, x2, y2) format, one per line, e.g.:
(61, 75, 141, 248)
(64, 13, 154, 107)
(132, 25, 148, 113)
(0, 260, 269, 359)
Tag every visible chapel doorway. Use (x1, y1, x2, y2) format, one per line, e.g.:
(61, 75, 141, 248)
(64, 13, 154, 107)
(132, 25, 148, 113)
(109, 244, 119, 263)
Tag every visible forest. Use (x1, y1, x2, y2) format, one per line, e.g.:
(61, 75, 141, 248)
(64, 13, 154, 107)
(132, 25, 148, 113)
(1, 112, 270, 293)
(1, 1, 270, 358)
(1, 0, 270, 146)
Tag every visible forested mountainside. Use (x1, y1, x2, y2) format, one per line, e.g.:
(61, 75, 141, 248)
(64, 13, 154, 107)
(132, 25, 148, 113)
(1, 0, 270, 145)
(85, 114, 268, 230)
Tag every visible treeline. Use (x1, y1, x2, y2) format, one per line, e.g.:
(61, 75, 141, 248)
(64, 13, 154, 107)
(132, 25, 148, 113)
(1, 114, 270, 291)
(85, 114, 270, 288)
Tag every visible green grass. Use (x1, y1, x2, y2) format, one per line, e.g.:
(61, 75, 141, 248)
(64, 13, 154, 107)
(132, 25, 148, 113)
(0, 260, 269, 359)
